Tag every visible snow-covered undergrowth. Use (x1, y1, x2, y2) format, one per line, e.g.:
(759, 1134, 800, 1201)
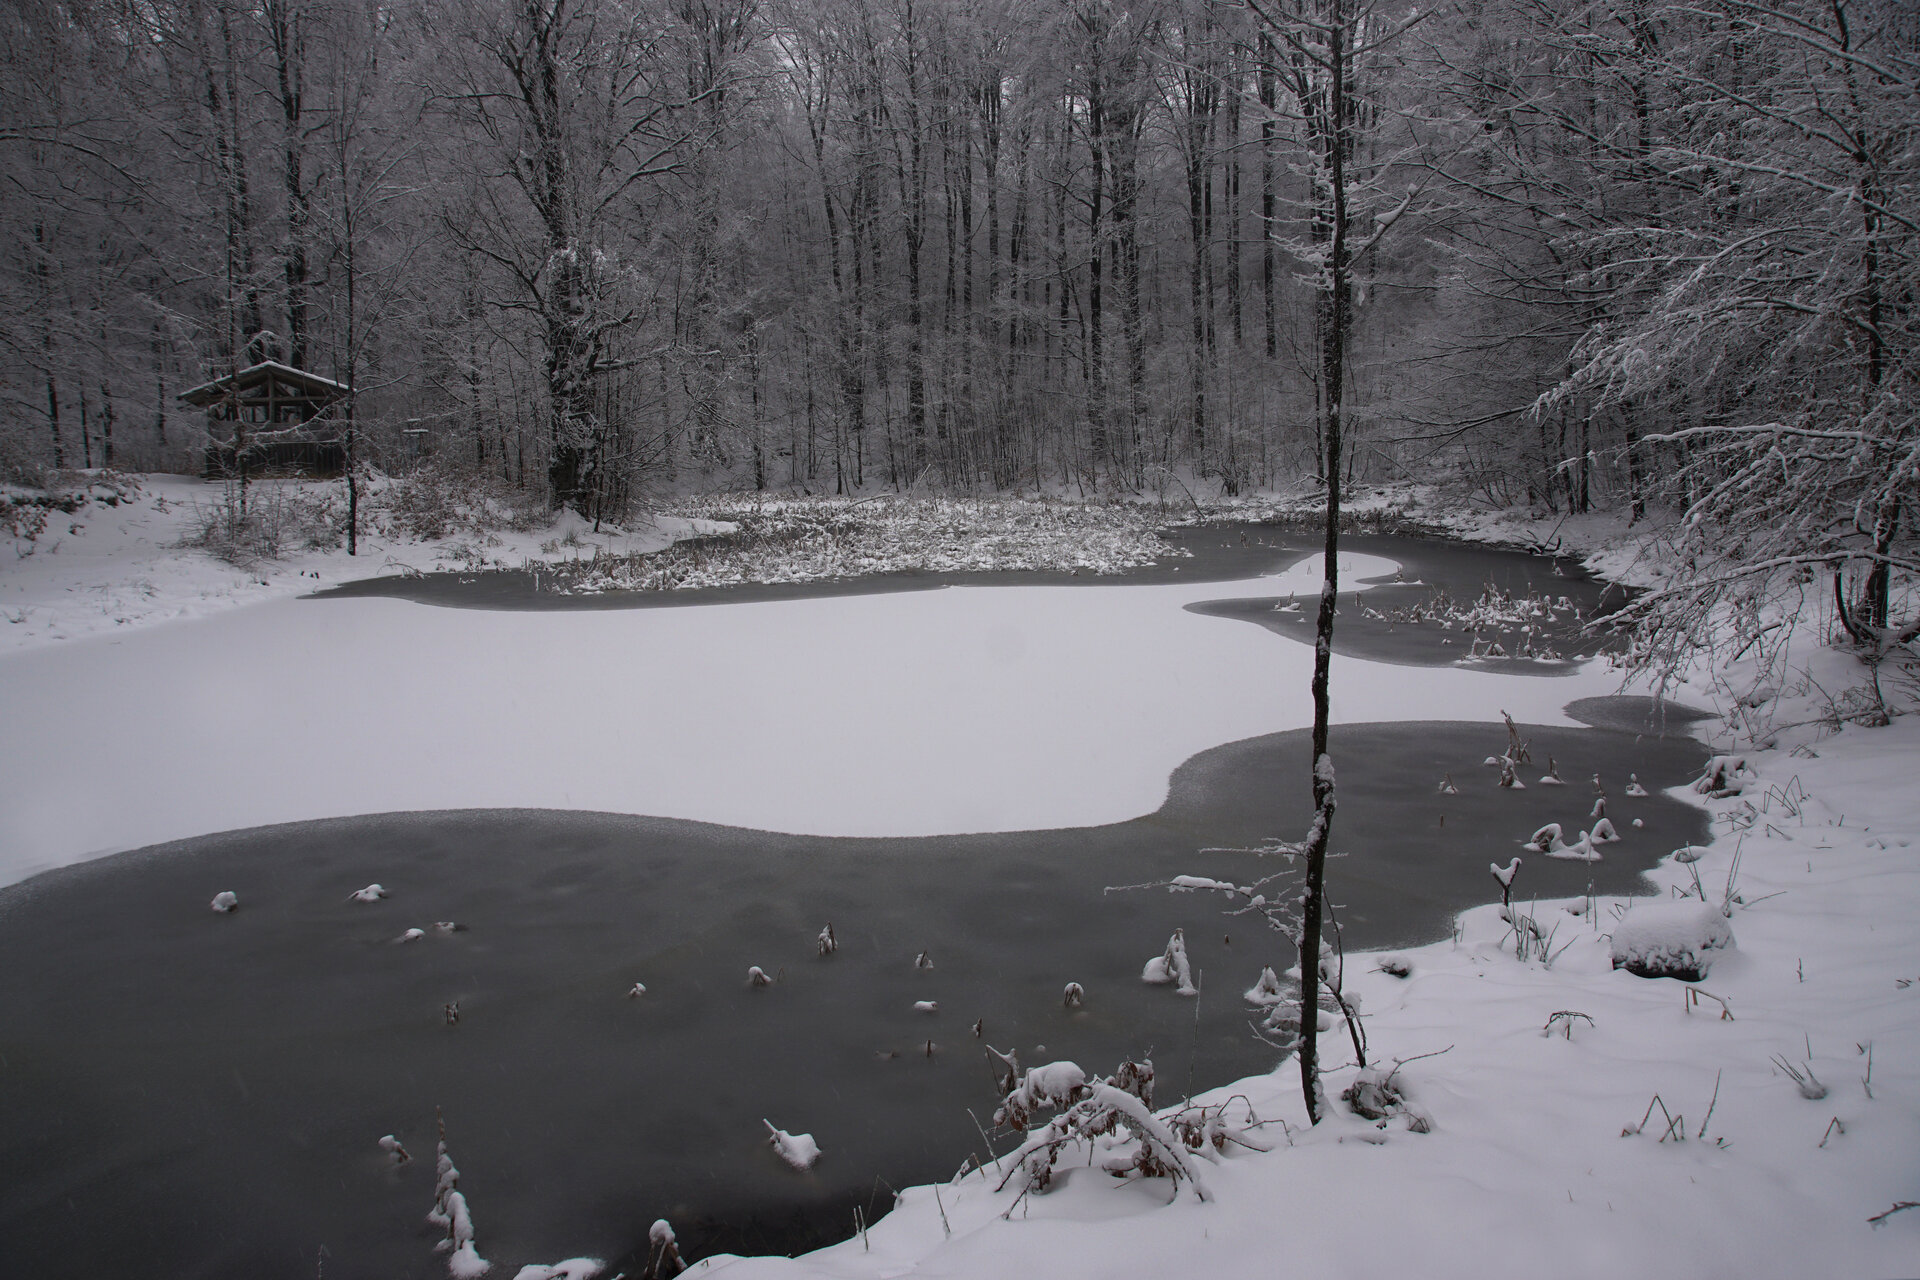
(547, 494, 1190, 593)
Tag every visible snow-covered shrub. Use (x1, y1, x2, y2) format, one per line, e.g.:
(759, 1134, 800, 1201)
(995, 1060, 1089, 1131)
(1608, 901, 1736, 980)
(991, 1057, 1220, 1203)
(182, 479, 343, 564)
(1342, 1064, 1432, 1133)
(365, 461, 548, 543)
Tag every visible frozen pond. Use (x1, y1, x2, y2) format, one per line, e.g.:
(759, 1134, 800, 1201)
(0, 530, 1708, 1276)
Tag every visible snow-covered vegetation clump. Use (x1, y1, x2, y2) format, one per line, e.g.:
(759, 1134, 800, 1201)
(1140, 928, 1198, 996)
(1607, 901, 1735, 980)
(548, 495, 1189, 593)
(764, 1121, 822, 1171)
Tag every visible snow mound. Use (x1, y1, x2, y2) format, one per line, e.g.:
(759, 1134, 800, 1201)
(1608, 901, 1735, 980)
(511, 1261, 603, 1280)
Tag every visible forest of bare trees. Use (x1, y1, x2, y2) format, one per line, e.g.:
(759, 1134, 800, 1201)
(2, 0, 1913, 536)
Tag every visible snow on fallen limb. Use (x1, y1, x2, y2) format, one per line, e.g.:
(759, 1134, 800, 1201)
(1083, 1082, 1213, 1202)
(1608, 900, 1735, 980)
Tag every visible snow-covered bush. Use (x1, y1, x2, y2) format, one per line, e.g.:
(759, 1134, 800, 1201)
(182, 479, 342, 565)
(1608, 901, 1736, 980)
(990, 1057, 1226, 1204)
(1342, 1064, 1432, 1133)
(364, 461, 549, 544)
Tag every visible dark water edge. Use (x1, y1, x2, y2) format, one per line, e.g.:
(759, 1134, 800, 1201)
(305, 525, 1614, 622)
(1186, 531, 1633, 672)
(305, 523, 1310, 610)
(0, 715, 1707, 1279)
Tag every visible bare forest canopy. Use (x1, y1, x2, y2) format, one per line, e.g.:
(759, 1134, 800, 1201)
(2, 0, 1913, 532)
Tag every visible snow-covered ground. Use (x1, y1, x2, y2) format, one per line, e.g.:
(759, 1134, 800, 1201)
(3, 475, 1916, 1276)
(1, 473, 716, 655)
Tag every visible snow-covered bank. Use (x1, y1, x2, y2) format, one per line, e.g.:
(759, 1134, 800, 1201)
(0, 546, 1623, 889)
(1, 473, 717, 655)
(696, 707, 1920, 1279)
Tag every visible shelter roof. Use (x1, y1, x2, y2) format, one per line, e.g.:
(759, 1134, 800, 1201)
(178, 361, 350, 408)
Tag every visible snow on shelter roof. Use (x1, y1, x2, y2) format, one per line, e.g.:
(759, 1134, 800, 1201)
(178, 361, 351, 408)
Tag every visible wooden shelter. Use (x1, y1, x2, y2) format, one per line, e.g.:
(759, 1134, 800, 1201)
(179, 360, 351, 478)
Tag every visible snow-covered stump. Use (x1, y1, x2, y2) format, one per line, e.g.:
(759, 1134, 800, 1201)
(764, 1120, 821, 1171)
(1244, 966, 1285, 1006)
(1609, 901, 1736, 980)
(1141, 928, 1198, 996)
(646, 1221, 684, 1278)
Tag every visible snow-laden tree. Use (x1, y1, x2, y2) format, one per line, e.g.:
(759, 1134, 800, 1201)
(1542, 0, 1917, 685)
(428, 0, 723, 516)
